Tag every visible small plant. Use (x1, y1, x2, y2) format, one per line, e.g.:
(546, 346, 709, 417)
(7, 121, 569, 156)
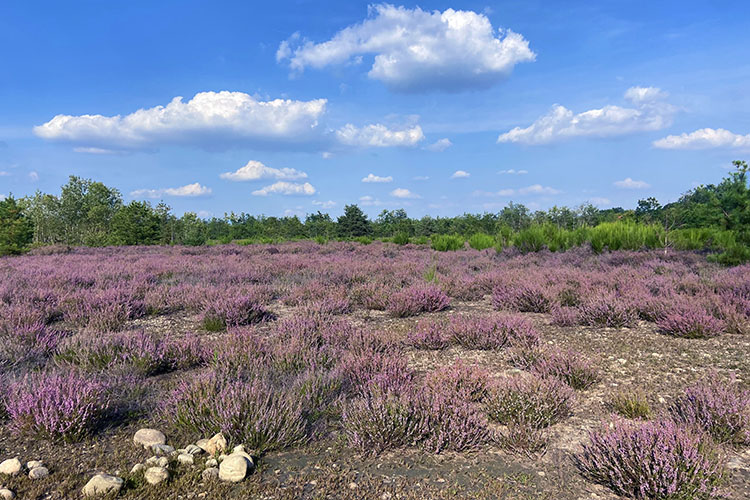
(468, 232, 495, 251)
(657, 306, 725, 339)
(510, 346, 600, 390)
(492, 284, 552, 313)
(575, 419, 725, 499)
(386, 284, 450, 318)
(578, 295, 638, 328)
(486, 375, 574, 429)
(450, 314, 539, 350)
(201, 295, 274, 332)
(423, 361, 490, 403)
(406, 319, 451, 350)
(550, 306, 580, 326)
(608, 388, 651, 420)
(669, 373, 750, 446)
(392, 232, 410, 245)
(430, 234, 464, 252)
(416, 387, 489, 453)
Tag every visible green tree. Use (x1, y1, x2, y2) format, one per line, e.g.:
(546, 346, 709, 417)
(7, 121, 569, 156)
(337, 204, 371, 237)
(110, 201, 160, 245)
(178, 212, 208, 246)
(0, 195, 33, 255)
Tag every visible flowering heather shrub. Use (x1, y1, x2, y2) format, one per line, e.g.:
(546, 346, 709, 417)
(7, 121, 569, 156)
(340, 350, 414, 396)
(0, 322, 69, 369)
(440, 275, 485, 301)
(406, 319, 451, 350)
(292, 368, 345, 426)
(210, 328, 269, 377)
(302, 296, 352, 316)
(633, 296, 671, 322)
(510, 345, 599, 390)
(550, 306, 580, 327)
(387, 284, 450, 318)
(450, 314, 539, 350)
(417, 387, 489, 453)
(423, 361, 490, 403)
(577, 295, 638, 328)
(343, 388, 427, 455)
(5, 371, 110, 442)
(657, 305, 725, 339)
(350, 282, 390, 310)
(166, 373, 307, 453)
(492, 284, 552, 313)
(486, 375, 574, 430)
(575, 419, 725, 499)
(669, 373, 750, 445)
(201, 295, 274, 332)
(608, 388, 651, 420)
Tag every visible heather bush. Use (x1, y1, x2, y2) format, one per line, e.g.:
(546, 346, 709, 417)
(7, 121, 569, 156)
(550, 306, 580, 326)
(350, 282, 389, 310)
(417, 387, 489, 453)
(406, 319, 451, 350)
(510, 346, 599, 390)
(340, 349, 414, 396)
(492, 284, 552, 313)
(608, 388, 651, 420)
(578, 295, 638, 328)
(4, 371, 110, 442)
(387, 284, 450, 318)
(201, 295, 274, 332)
(450, 314, 539, 350)
(486, 375, 574, 429)
(575, 419, 725, 499)
(423, 361, 490, 403)
(166, 373, 307, 453)
(657, 305, 725, 339)
(669, 373, 750, 446)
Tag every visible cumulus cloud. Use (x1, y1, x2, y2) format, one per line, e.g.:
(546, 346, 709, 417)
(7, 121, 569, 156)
(277, 4, 535, 93)
(425, 138, 452, 152)
(390, 188, 420, 199)
(588, 197, 612, 206)
(131, 182, 212, 199)
(336, 123, 424, 147)
(220, 160, 308, 181)
(653, 128, 750, 150)
(498, 168, 527, 175)
(252, 181, 316, 196)
(614, 177, 650, 189)
(451, 170, 470, 179)
(312, 200, 337, 209)
(34, 91, 327, 152)
(518, 184, 561, 195)
(362, 173, 393, 183)
(413, 175, 430, 181)
(498, 87, 675, 145)
(359, 195, 384, 207)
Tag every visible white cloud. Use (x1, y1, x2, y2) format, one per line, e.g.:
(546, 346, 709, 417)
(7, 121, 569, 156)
(0, 194, 5, 200)
(498, 168, 528, 175)
(390, 187, 420, 199)
(413, 175, 430, 181)
(653, 128, 750, 150)
(312, 200, 336, 209)
(474, 188, 515, 197)
(451, 170, 470, 179)
(0, 171, 10, 176)
(518, 184, 561, 195)
(362, 173, 393, 183)
(73, 147, 120, 154)
(28, 171, 39, 182)
(251, 181, 316, 196)
(336, 123, 424, 147)
(588, 197, 612, 206)
(196, 210, 213, 218)
(220, 160, 308, 181)
(359, 195, 384, 207)
(131, 182, 212, 199)
(34, 91, 327, 151)
(278, 4, 535, 93)
(614, 177, 650, 189)
(498, 87, 675, 145)
(321, 151, 333, 159)
(425, 138, 452, 152)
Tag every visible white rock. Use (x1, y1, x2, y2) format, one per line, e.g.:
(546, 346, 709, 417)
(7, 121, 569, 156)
(26, 460, 43, 470)
(177, 453, 194, 465)
(82, 474, 124, 497)
(144, 466, 169, 485)
(157, 457, 169, 468)
(0, 489, 15, 500)
(131, 464, 145, 474)
(204, 433, 227, 455)
(145, 456, 159, 466)
(0, 458, 22, 476)
(205, 459, 218, 468)
(201, 467, 219, 481)
(134, 428, 166, 449)
(218, 455, 251, 483)
(152, 444, 175, 456)
(230, 451, 254, 465)
(195, 439, 210, 451)
(232, 444, 245, 454)
(28, 467, 49, 480)
(186, 444, 202, 455)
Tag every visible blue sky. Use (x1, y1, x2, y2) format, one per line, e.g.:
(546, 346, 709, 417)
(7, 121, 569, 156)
(1, 1, 749, 218)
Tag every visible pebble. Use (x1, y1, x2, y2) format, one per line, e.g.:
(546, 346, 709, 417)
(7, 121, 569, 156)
(157, 457, 169, 468)
(28, 467, 49, 480)
(204, 433, 227, 455)
(186, 444, 202, 455)
(218, 455, 251, 483)
(205, 459, 218, 468)
(0, 458, 22, 476)
(0, 489, 15, 500)
(134, 428, 166, 450)
(202, 467, 219, 481)
(131, 464, 145, 474)
(82, 474, 124, 497)
(145, 456, 159, 466)
(26, 460, 43, 470)
(144, 466, 169, 485)
(152, 444, 175, 456)
(349, 482, 358, 490)
(177, 453, 194, 465)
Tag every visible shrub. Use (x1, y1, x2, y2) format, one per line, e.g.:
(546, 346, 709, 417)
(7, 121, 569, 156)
(510, 346, 599, 390)
(578, 295, 638, 328)
(201, 295, 274, 332)
(450, 314, 539, 350)
(486, 375, 574, 429)
(5, 371, 110, 442)
(431, 234, 464, 252)
(657, 306, 725, 339)
(392, 232, 410, 245)
(166, 373, 307, 453)
(387, 284, 450, 317)
(406, 319, 451, 350)
(417, 388, 489, 453)
(423, 361, 490, 403)
(608, 388, 651, 420)
(550, 306, 579, 326)
(340, 350, 414, 396)
(575, 419, 725, 499)
(468, 232, 495, 251)
(669, 373, 750, 446)
(492, 284, 552, 313)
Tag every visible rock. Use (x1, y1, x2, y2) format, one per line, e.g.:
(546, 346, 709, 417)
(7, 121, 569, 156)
(156, 457, 169, 468)
(177, 453, 194, 465)
(82, 474, 124, 497)
(145, 456, 159, 466)
(232, 444, 245, 454)
(0, 458, 22, 476)
(28, 466, 49, 480)
(26, 460, 44, 470)
(134, 428, 166, 450)
(144, 466, 169, 485)
(218, 455, 251, 483)
(131, 464, 145, 474)
(195, 439, 210, 451)
(186, 444, 202, 455)
(152, 444, 175, 456)
(204, 433, 227, 455)
(205, 459, 218, 468)
(0, 489, 15, 500)
(201, 467, 219, 481)
(230, 451, 254, 465)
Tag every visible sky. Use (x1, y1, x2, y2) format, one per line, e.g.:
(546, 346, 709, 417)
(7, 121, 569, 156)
(1, 1, 749, 218)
